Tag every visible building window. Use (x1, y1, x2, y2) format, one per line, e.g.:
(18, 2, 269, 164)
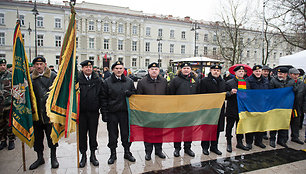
(132, 58, 137, 67)
(145, 42, 150, 52)
(213, 34, 217, 42)
(247, 50, 250, 58)
(104, 39, 109, 49)
(20, 15, 25, 26)
(273, 52, 276, 59)
(0, 32, 5, 45)
(55, 36, 61, 47)
(76, 37, 78, 48)
(204, 34, 208, 42)
(195, 46, 198, 55)
(89, 21, 94, 31)
(118, 40, 123, 50)
(89, 56, 94, 61)
(254, 50, 257, 59)
(158, 59, 162, 67)
(280, 52, 283, 57)
(145, 59, 150, 67)
(89, 38, 94, 48)
(21, 33, 25, 43)
(158, 43, 162, 53)
(132, 26, 137, 35)
(181, 45, 185, 54)
(37, 34, 43, 46)
(37, 16, 44, 27)
(118, 24, 124, 33)
(181, 31, 185, 39)
(0, 54, 5, 59)
(55, 18, 61, 28)
(76, 20, 78, 30)
(213, 47, 217, 56)
(170, 30, 174, 38)
(158, 28, 163, 37)
(247, 38, 251, 45)
(56, 55, 60, 65)
(0, 13, 4, 25)
(195, 33, 199, 40)
(170, 44, 174, 53)
(118, 57, 123, 62)
(239, 38, 243, 44)
(146, 27, 151, 36)
(132, 41, 137, 51)
(104, 22, 109, 32)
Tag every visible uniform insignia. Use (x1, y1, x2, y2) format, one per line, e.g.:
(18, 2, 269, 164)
(88, 62, 91, 65)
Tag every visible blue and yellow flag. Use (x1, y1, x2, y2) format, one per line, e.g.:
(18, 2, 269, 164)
(11, 20, 39, 147)
(236, 87, 294, 134)
(46, 6, 79, 144)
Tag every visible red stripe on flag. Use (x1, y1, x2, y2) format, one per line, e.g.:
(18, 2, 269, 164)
(129, 124, 218, 143)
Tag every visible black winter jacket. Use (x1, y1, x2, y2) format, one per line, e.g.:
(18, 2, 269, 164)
(246, 74, 269, 89)
(168, 71, 199, 95)
(137, 74, 167, 95)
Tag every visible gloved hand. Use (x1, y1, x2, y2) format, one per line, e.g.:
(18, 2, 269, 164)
(125, 90, 133, 97)
(102, 112, 108, 122)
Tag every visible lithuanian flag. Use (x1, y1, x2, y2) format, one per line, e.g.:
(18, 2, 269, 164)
(127, 93, 226, 143)
(236, 87, 294, 134)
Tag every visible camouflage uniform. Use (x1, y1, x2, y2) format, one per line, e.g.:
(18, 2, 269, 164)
(0, 69, 15, 142)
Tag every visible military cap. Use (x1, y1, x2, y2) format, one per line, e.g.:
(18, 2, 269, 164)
(252, 65, 262, 71)
(93, 65, 98, 69)
(7, 64, 12, 68)
(262, 65, 271, 70)
(298, 68, 304, 76)
(29, 63, 33, 67)
(210, 64, 222, 70)
(80, 60, 94, 67)
(32, 56, 46, 64)
(180, 62, 191, 68)
(289, 68, 300, 74)
(277, 67, 288, 73)
(0, 59, 7, 64)
(148, 62, 159, 69)
(111, 61, 124, 69)
(233, 65, 245, 72)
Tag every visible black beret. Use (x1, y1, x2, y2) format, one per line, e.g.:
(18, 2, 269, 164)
(0, 59, 6, 64)
(233, 66, 245, 72)
(210, 64, 222, 70)
(262, 65, 271, 70)
(180, 62, 191, 68)
(252, 65, 262, 71)
(32, 56, 46, 64)
(80, 60, 94, 67)
(277, 67, 288, 73)
(111, 61, 124, 69)
(148, 62, 159, 69)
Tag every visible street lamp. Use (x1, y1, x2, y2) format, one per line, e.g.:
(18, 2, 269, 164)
(27, 22, 32, 62)
(191, 22, 201, 57)
(157, 38, 162, 67)
(32, 0, 39, 58)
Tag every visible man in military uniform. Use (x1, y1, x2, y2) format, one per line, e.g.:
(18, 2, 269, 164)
(78, 60, 104, 168)
(169, 62, 198, 157)
(0, 58, 15, 150)
(225, 66, 250, 152)
(198, 65, 225, 155)
(102, 61, 136, 164)
(137, 62, 167, 161)
(29, 56, 59, 170)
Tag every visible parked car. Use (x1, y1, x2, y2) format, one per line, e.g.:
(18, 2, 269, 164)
(135, 69, 147, 79)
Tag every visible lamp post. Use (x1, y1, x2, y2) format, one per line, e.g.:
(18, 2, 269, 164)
(157, 38, 162, 67)
(32, 0, 39, 58)
(191, 22, 200, 57)
(27, 22, 32, 62)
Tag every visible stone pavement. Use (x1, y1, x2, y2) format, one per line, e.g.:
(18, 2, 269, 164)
(0, 120, 306, 174)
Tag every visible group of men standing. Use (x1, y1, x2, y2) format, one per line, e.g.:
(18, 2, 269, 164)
(0, 55, 305, 170)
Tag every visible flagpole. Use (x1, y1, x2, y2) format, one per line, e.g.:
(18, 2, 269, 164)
(22, 142, 26, 171)
(76, 124, 80, 168)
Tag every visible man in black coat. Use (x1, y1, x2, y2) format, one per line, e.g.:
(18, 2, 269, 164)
(30, 56, 58, 170)
(225, 66, 250, 153)
(198, 65, 225, 156)
(245, 65, 269, 150)
(78, 60, 104, 168)
(137, 62, 167, 161)
(102, 61, 136, 164)
(169, 63, 198, 157)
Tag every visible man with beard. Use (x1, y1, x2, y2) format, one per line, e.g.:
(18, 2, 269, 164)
(29, 56, 58, 170)
(198, 65, 225, 155)
(169, 63, 198, 157)
(102, 61, 136, 164)
(245, 65, 269, 150)
(137, 62, 167, 161)
(225, 66, 250, 152)
(78, 60, 103, 168)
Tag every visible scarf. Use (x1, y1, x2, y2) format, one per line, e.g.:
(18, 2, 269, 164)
(237, 76, 246, 90)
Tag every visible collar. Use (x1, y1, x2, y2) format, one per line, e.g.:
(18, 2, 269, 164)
(32, 67, 51, 79)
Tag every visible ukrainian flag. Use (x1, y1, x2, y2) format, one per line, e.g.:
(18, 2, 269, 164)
(236, 87, 294, 134)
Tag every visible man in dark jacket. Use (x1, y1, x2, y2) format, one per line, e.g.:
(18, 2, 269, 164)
(103, 67, 111, 80)
(78, 60, 104, 168)
(288, 68, 304, 145)
(225, 66, 250, 153)
(198, 65, 225, 155)
(269, 67, 295, 148)
(102, 61, 136, 164)
(169, 63, 198, 157)
(245, 65, 269, 150)
(29, 56, 58, 170)
(137, 62, 167, 161)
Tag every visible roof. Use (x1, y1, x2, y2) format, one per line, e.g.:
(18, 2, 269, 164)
(172, 57, 221, 63)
